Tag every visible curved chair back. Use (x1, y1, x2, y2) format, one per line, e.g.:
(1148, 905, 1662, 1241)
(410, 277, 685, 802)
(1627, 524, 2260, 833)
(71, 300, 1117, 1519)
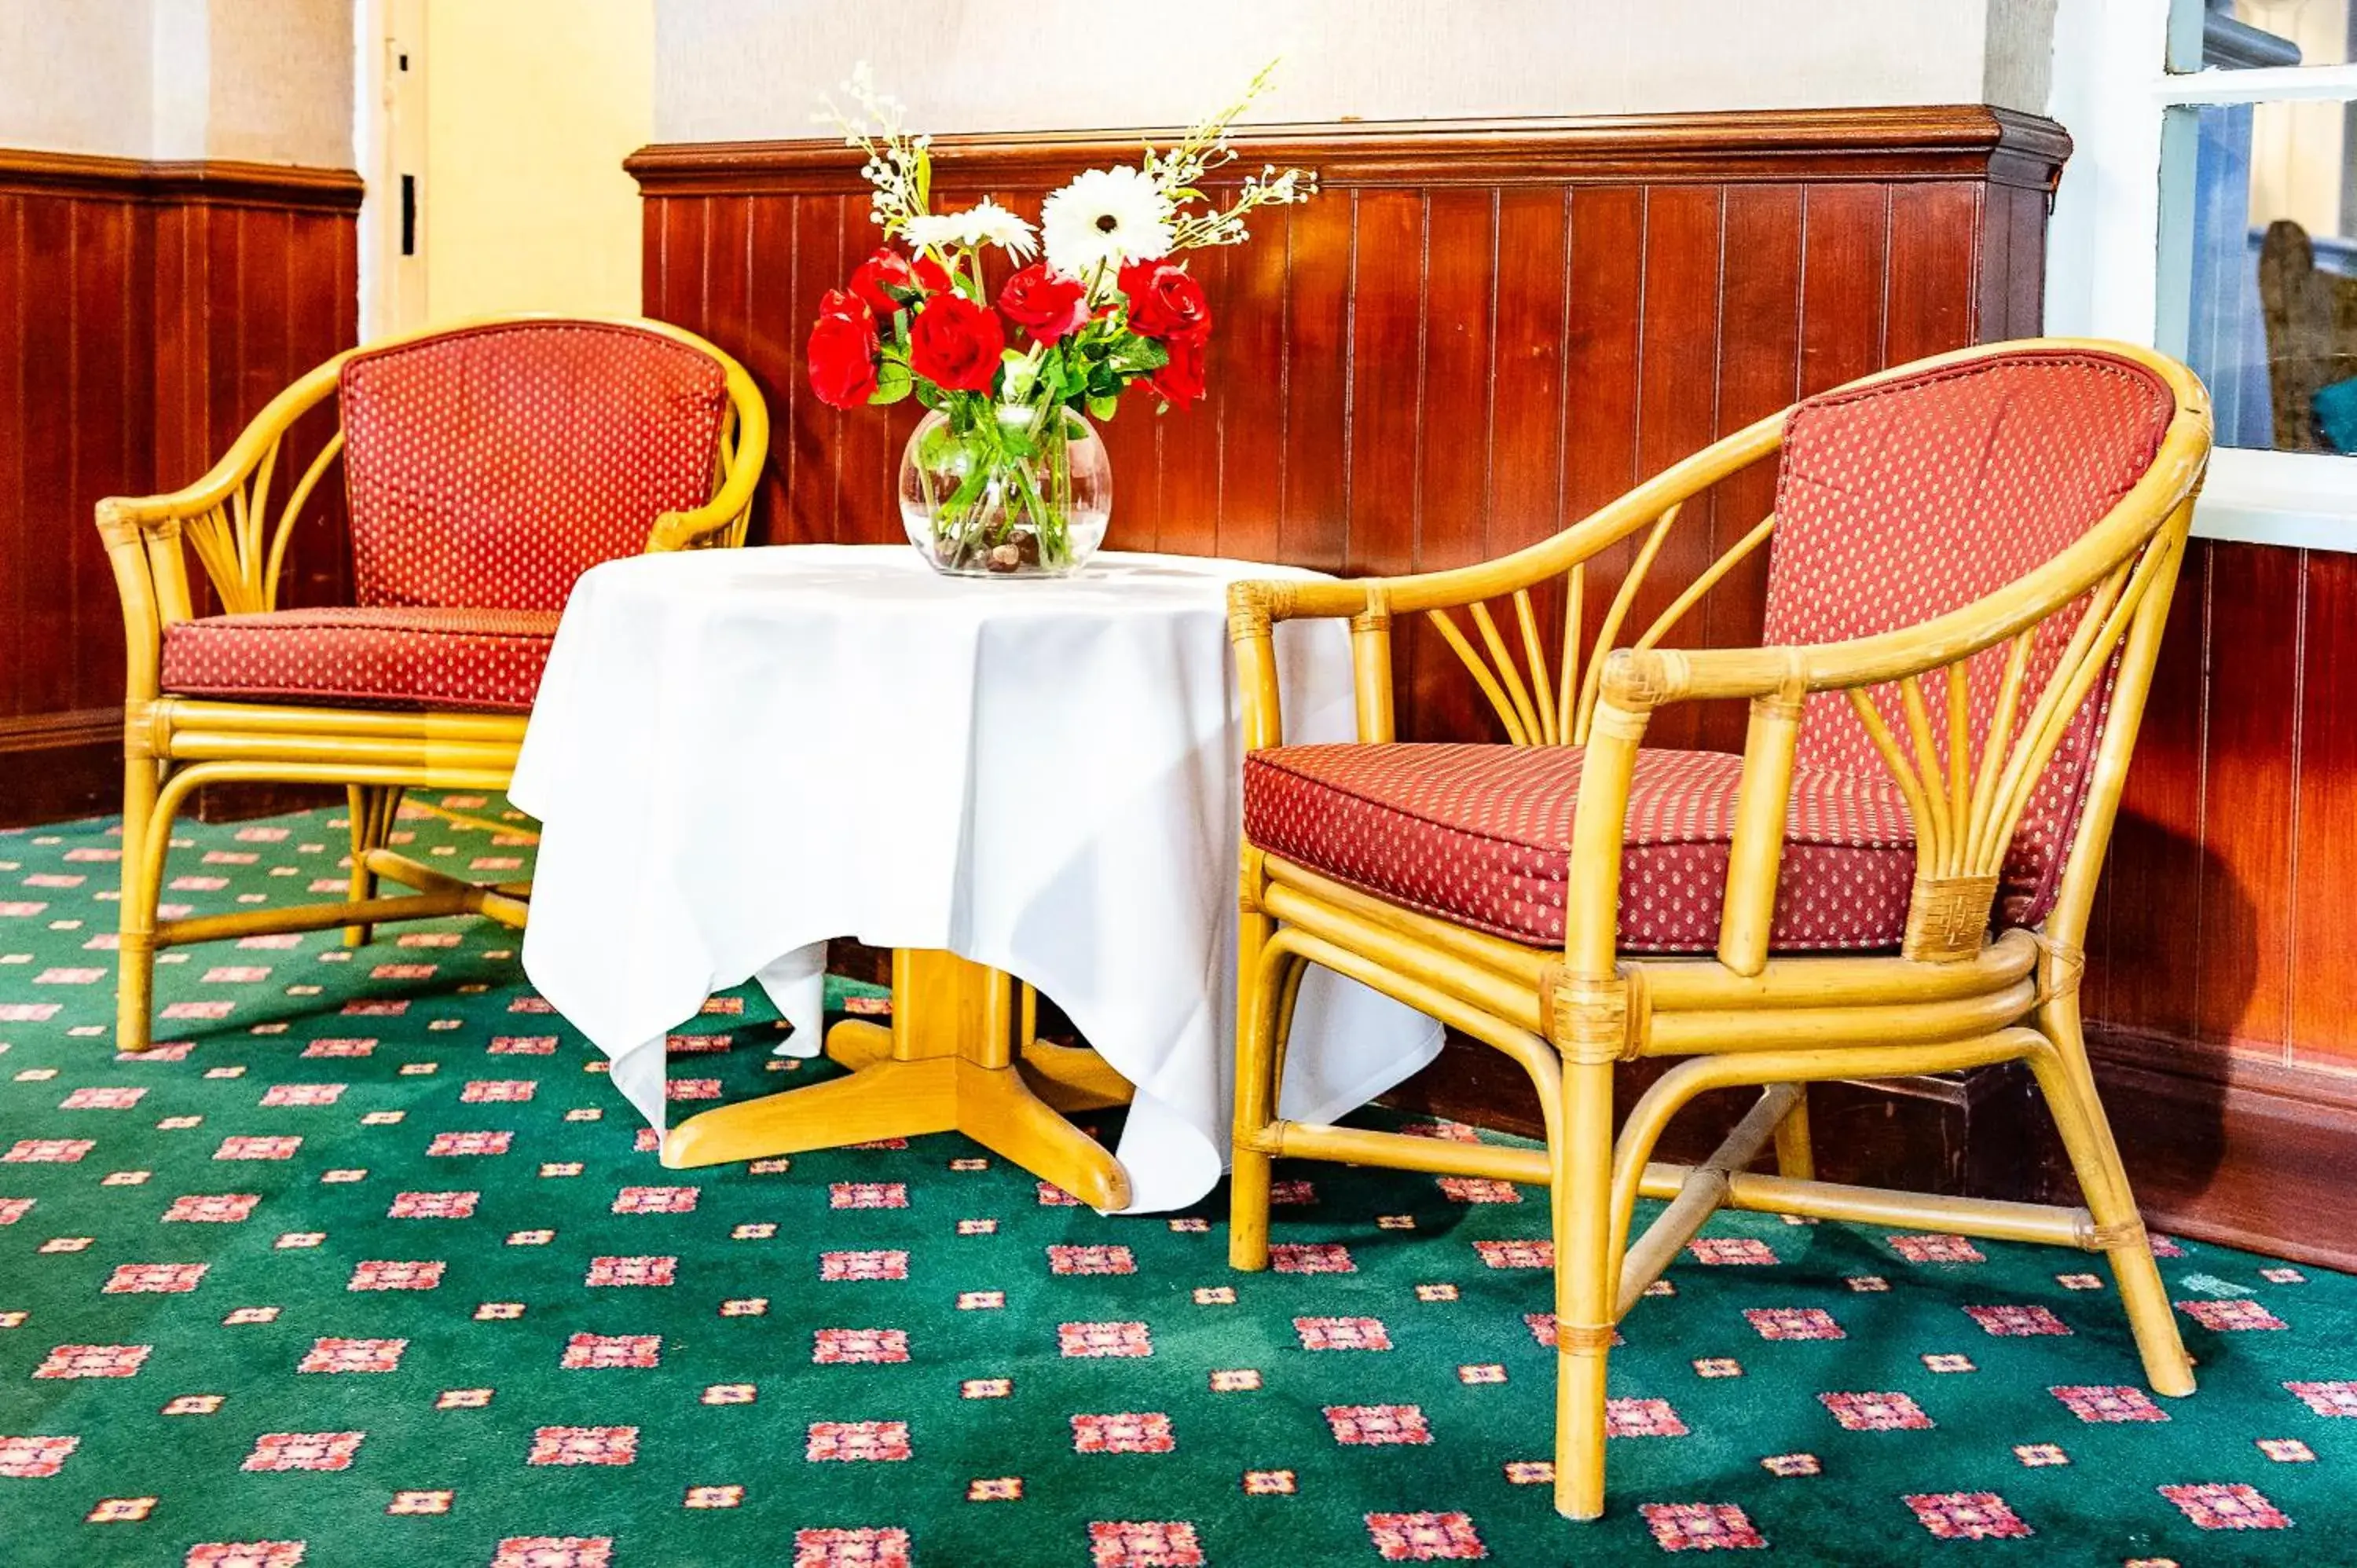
(1759, 348, 2179, 925)
(339, 318, 734, 611)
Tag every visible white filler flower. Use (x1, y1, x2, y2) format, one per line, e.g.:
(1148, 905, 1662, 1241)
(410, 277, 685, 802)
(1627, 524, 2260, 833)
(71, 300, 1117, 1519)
(1041, 167, 1175, 275)
(954, 198, 1039, 260)
(899, 213, 965, 251)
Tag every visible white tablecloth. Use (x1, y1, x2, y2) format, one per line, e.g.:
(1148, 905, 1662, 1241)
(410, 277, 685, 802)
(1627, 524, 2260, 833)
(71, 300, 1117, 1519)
(509, 545, 1443, 1212)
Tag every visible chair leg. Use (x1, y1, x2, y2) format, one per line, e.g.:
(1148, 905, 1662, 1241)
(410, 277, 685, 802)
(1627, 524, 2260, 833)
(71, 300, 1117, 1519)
(1228, 896, 1281, 1272)
(2029, 999, 2195, 1398)
(114, 756, 167, 1054)
(1772, 1083, 1815, 1181)
(343, 786, 403, 947)
(1553, 1057, 1618, 1522)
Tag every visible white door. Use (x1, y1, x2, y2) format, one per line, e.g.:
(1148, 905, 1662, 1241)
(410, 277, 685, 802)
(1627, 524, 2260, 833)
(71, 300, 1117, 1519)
(361, 0, 429, 336)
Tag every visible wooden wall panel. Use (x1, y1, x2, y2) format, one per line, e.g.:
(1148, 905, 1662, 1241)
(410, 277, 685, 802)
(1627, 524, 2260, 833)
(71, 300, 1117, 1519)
(634, 110, 2063, 588)
(2072, 533, 2357, 1272)
(1279, 192, 1351, 570)
(2077, 539, 2357, 1270)
(632, 108, 2357, 1267)
(2289, 551, 2357, 1064)
(0, 152, 361, 826)
(2196, 545, 2301, 1048)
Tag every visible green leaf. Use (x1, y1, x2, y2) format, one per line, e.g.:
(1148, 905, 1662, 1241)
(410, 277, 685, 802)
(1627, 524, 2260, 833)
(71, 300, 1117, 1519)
(1087, 393, 1120, 421)
(1107, 335, 1169, 374)
(869, 362, 913, 405)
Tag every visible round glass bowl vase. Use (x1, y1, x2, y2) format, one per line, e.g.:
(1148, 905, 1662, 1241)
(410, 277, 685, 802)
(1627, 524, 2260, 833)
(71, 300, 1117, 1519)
(899, 404, 1111, 577)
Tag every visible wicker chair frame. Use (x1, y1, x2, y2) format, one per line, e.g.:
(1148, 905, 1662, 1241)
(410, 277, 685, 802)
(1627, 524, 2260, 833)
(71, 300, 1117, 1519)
(1223, 337, 2212, 1521)
(96, 313, 769, 1053)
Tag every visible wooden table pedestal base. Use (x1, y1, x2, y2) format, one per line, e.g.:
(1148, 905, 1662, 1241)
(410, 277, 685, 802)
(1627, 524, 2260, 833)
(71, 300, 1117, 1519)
(658, 949, 1135, 1210)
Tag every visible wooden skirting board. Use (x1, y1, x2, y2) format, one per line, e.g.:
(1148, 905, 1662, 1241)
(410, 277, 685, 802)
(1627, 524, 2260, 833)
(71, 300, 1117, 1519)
(2084, 1028, 2357, 1273)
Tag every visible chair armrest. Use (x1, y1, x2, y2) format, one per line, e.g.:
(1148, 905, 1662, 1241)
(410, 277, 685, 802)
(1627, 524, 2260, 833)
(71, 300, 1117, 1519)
(1582, 489, 2198, 974)
(645, 361, 772, 553)
(1233, 410, 1791, 639)
(96, 360, 348, 700)
(99, 360, 345, 540)
(645, 453, 761, 552)
(1226, 411, 1790, 748)
(1600, 504, 2194, 716)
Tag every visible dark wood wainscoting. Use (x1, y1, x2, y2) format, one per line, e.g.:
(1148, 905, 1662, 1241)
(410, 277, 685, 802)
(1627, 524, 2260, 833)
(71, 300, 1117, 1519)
(629, 108, 2058, 590)
(2078, 538, 2357, 1269)
(0, 151, 361, 827)
(632, 109, 2356, 1268)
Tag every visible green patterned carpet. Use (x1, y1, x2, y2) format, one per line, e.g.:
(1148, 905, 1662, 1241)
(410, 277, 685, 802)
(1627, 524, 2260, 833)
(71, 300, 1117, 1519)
(0, 795, 2351, 1567)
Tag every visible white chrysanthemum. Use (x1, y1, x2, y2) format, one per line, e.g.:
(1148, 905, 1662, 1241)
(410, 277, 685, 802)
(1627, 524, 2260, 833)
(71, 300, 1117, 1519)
(953, 198, 1039, 260)
(899, 213, 963, 250)
(1041, 166, 1174, 276)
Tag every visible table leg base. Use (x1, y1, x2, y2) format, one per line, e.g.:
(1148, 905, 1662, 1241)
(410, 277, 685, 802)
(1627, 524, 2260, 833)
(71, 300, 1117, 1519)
(827, 1020, 1134, 1114)
(665, 995, 1141, 1202)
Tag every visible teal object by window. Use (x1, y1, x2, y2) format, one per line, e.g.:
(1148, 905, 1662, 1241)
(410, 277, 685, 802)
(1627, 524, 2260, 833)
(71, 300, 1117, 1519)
(2312, 375, 2357, 452)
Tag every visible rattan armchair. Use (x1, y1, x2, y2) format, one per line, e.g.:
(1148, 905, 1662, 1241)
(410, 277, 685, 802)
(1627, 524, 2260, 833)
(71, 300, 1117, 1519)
(1224, 339, 2210, 1521)
(98, 313, 768, 1053)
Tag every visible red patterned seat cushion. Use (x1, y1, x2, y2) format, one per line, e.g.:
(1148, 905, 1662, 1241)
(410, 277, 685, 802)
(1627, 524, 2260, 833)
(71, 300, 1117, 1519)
(160, 607, 559, 713)
(340, 319, 728, 611)
(1243, 742, 1917, 951)
(1764, 349, 2175, 925)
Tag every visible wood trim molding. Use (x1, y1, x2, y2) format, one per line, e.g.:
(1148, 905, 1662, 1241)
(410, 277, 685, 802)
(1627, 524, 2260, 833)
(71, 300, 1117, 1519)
(627, 105, 2070, 196)
(0, 148, 364, 211)
(0, 707, 122, 753)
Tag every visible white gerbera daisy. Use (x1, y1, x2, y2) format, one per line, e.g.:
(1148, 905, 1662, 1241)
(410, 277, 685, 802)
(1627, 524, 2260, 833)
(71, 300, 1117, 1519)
(898, 213, 964, 250)
(1040, 166, 1174, 276)
(953, 198, 1039, 260)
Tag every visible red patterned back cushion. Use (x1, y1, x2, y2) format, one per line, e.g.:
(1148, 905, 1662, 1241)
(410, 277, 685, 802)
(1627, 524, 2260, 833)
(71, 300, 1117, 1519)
(1761, 350, 2174, 925)
(340, 320, 728, 610)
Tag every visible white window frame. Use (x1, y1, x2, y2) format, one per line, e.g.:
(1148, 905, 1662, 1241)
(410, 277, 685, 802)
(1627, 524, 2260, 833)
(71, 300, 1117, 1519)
(2049, 0, 2357, 550)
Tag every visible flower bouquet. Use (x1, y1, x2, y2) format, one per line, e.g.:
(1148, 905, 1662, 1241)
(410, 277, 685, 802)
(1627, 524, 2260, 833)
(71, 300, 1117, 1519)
(809, 64, 1316, 576)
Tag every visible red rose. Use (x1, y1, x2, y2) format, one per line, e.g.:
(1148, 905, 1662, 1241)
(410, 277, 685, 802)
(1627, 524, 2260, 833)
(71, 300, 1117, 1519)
(848, 250, 916, 316)
(1147, 330, 1206, 404)
(1118, 261, 1212, 342)
(818, 287, 871, 324)
(914, 254, 954, 293)
(997, 263, 1091, 345)
(808, 309, 879, 408)
(909, 293, 1006, 394)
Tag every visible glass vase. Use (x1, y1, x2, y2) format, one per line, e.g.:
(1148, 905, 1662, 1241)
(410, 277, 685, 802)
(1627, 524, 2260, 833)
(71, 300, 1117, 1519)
(898, 404, 1110, 577)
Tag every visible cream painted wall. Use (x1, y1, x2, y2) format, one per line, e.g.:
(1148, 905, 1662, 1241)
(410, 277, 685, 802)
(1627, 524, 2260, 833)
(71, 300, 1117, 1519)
(419, 0, 651, 323)
(208, 0, 355, 166)
(0, 0, 156, 158)
(654, 0, 2062, 144)
(0, 0, 350, 164)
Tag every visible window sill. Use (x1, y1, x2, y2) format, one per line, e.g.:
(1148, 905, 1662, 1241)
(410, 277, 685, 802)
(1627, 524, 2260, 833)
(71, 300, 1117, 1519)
(2192, 447, 2357, 551)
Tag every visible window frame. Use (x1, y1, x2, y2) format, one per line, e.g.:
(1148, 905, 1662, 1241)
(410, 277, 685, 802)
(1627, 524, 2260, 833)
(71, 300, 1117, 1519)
(2049, 0, 2357, 550)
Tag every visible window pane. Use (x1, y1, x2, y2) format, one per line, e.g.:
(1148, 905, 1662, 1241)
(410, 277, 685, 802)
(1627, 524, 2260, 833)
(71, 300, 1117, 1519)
(2176, 98, 2357, 452)
(2176, 0, 2344, 70)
